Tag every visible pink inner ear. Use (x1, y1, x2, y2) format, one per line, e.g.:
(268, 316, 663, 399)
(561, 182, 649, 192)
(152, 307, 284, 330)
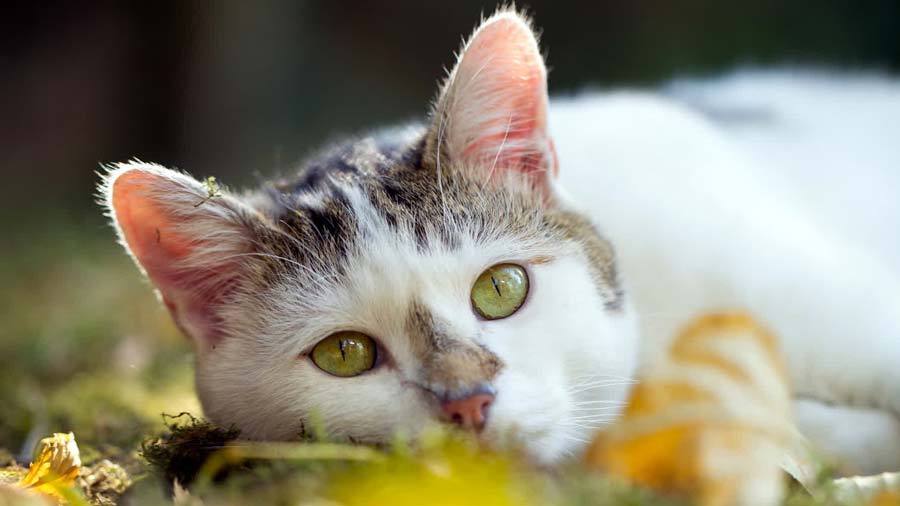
(112, 170, 241, 347)
(113, 171, 194, 274)
(447, 15, 557, 178)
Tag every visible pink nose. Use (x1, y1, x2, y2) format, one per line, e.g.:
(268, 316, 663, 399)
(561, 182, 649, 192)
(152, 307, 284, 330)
(441, 392, 494, 431)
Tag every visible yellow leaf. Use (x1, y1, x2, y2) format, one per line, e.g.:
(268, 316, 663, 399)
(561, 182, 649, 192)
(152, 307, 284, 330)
(586, 313, 795, 506)
(18, 433, 82, 503)
(323, 431, 537, 506)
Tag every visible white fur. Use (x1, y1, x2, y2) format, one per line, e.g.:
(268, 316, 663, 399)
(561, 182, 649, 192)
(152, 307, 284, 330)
(196, 181, 638, 462)
(794, 398, 900, 475)
(552, 69, 900, 472)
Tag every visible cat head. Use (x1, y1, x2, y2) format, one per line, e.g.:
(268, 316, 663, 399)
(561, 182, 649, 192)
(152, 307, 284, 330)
(100, 9, 638, 463)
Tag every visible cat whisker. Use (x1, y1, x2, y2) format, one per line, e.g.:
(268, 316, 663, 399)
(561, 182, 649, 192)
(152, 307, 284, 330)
(567, 382, 636, 395)
(568, 371, 636, 381)
(561, 421, 614, 430)
(569, 412, 623, 419)
(569, 376, 636, 383)
(567, 414, 620, 421)
(567, 421, 618, 428)
(568, 372, 633, 381)
(568, 377, 636, 387)
(563, 418, 617, 425)
(559, 434, 592, 445)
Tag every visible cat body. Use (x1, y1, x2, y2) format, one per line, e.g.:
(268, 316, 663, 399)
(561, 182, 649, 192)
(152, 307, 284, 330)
(101, 11, 900, 472)
(552, 86, 900, 472)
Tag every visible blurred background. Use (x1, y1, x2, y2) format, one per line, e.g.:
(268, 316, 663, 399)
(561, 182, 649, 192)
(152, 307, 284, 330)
(1, 0, 898, 459)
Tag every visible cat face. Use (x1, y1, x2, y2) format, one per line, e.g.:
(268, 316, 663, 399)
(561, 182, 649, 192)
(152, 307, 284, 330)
(101, 10, 638, 463)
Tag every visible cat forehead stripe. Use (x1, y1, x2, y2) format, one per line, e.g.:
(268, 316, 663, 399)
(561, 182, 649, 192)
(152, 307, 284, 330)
(247, 126, 625, 311)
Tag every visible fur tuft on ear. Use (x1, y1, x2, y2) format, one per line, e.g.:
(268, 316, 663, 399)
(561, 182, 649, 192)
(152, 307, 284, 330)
(99, 161, 268, 349)
(428, 8, 557, 184)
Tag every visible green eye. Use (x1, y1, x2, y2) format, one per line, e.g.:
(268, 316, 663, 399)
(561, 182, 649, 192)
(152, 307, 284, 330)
(311, 332, 377, 377)
(471, 263, 529, 320)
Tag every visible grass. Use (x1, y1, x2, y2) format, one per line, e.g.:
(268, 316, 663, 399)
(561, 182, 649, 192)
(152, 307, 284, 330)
(1, 222, 198, 451)
(1, 219, 198, 495)
(0, 220, 855, 505)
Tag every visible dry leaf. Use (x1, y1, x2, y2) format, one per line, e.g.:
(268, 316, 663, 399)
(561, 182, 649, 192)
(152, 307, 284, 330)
(586, 313, 796, 506)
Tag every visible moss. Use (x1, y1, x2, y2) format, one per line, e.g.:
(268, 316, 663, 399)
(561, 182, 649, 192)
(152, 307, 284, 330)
(140, 413, 241, 489)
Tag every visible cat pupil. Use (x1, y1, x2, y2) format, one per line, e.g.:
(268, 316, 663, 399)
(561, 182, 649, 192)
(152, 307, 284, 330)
(491, 276, 502, 296)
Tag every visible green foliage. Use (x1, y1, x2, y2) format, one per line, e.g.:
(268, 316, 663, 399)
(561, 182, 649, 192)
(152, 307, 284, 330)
(0, 224, 195, 452)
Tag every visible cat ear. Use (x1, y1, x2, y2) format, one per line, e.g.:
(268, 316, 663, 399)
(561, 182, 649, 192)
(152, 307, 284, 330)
(101, 162, 266, 350)
(428, 10, 557, 185)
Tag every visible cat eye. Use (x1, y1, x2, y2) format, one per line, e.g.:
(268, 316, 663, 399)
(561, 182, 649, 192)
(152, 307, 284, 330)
(471, 263, 529, 320)
(311, 331, 377, 377)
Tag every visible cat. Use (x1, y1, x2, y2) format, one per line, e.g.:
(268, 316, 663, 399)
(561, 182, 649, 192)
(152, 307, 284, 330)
(100, 9, 900, 472)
